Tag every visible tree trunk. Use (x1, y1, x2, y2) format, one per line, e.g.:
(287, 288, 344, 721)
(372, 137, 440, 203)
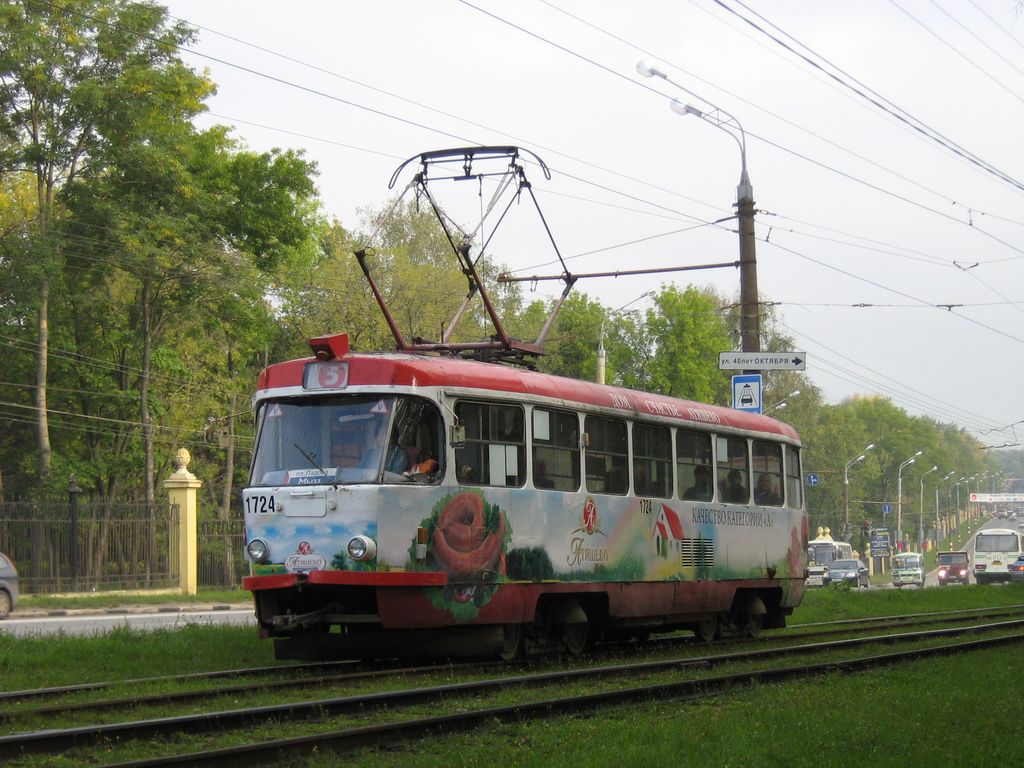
(36, 278, 52, 480)
(141, 276, 154, 505)
(220, 348, 237, 584)
(141, 275, 155, 585)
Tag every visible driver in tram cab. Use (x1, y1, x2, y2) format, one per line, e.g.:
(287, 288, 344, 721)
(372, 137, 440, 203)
(361, 417, 408, 474)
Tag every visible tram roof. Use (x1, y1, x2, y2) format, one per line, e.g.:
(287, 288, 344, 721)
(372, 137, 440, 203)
(258, 351, 800, 441)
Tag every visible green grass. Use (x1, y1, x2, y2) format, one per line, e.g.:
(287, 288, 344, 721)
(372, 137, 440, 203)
(4, 584, 1024, 765)
(793, 581, 1024, 623)
(338, 645, 1024, 768)
(0, 623, 275, 691)
(16, 587, 250, 610)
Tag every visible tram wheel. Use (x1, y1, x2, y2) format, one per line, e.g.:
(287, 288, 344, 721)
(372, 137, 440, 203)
(694, 615, 718, 643)
(744, 610, 764, 638)
(561, 620, 589, 655)
(500, 624, 522, 661)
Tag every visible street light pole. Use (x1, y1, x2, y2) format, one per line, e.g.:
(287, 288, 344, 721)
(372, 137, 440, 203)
(843, 443, 876, 534)
(955, 477, 969, 529)
(897, 451, 923, 548)
(939, 471, 955, 541)
(637, 62, 759, 354)
(919, 465, 938, 551)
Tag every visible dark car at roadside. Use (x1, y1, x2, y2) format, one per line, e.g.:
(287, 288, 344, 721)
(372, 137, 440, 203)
(0, 552, 18, 619)
(828, 559, 869, 588)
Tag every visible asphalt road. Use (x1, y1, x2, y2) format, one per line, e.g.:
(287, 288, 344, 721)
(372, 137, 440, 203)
(0, 605, 255, 637)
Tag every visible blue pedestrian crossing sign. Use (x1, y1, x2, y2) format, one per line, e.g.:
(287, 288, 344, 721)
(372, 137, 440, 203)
(882, 503, 892, 516)
(731, 374, 762, 414)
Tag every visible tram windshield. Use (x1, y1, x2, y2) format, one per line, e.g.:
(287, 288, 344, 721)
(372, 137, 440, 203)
(249, 394, 443, 487)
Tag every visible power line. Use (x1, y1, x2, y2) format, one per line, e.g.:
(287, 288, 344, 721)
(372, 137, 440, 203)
(544, 0, 1024, 228)
(715, 0, 1024, 192)
(895, 0, 1024, 98)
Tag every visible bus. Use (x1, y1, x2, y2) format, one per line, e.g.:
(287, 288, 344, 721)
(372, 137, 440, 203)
(973, 528, 1024, 584)
(806, 533, 854, 587)
(241, 333, 809, 660)
(891, 552, 925, 588)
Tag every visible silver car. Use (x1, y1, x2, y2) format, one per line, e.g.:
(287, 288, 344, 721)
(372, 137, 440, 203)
(0, 552, 19, 618)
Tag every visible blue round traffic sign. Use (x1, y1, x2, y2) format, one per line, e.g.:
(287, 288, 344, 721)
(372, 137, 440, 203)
(806, 473, 820, 486)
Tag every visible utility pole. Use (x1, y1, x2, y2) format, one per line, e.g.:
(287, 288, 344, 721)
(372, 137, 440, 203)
(737, 183, 759, 353)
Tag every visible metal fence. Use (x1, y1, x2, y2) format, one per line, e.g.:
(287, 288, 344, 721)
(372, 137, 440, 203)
(199, 518, 248, 588)
(0, 501, 246, 594)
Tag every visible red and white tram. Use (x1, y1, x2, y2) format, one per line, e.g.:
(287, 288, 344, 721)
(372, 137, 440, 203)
(242, 332, 808, 660)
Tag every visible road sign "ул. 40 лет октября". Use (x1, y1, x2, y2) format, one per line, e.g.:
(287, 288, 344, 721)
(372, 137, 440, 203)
(718, 352, 806, 371)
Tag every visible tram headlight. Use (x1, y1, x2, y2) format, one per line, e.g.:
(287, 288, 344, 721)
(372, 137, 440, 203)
(246, 538, 270, 564)
(347, 535, 377, 562)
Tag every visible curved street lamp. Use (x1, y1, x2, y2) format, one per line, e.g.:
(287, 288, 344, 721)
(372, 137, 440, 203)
(919, 465, 938, 551)
(763, 390, 800, 415)
(939, 471, 956, 540)
(897, 451, 923, 547)
(843, 443, 876, 533)
(954, 476, 971, 528)
(636, 61, 759, 355)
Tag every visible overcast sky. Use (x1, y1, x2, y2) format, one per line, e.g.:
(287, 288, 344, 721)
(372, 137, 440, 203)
(162, 0, 1024, 449)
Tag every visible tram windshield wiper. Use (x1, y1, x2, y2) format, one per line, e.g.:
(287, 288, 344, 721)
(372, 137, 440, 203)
(293, 443, 328, 476)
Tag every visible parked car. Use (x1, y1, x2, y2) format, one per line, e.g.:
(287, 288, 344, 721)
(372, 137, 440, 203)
(892, 552, 925, 588)
(0, 552, 18, 619)
(937, 550, 970, 586)
(828, 559, 869, 588)
(1010, 554, 1024, 583)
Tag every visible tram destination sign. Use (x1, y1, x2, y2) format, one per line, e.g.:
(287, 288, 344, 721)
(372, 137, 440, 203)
(718, 351, 807, 371)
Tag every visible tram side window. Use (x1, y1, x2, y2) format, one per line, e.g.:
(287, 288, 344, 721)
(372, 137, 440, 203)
(584, 415, 628, 495)
(717, 436, 750, 504)
(454, 401, 526, 487)
(388, 397, 444, 482)
(785, 445, 802, 508)
(532, 408, 580, 491)
(752, 440, 784, 507)
(678, 428, 714, 501)
(633, 422, 672, 498)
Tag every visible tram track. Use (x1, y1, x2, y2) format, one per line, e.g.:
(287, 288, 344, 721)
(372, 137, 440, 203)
(4, 604, 1023, 725)
(2, 616, 1024, 765)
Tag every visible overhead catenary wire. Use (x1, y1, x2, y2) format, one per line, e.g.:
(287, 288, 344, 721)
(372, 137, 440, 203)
(6, 0, 1015, 444)
(714, 0, 1024, 193)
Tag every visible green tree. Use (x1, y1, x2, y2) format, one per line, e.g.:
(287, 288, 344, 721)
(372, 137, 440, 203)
(63, 125, 320, 503)
(641, 285, 733, 402)
(533, 292, 606, 381)
(0, 0, 204, 482)
(276, 199, 526, 357)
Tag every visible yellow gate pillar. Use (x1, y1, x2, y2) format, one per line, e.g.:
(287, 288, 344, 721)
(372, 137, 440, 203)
(164, 448, 202, 596)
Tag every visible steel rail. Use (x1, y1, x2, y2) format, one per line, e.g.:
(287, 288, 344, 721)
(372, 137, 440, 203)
(104, 630, 1024, 767)
(0, 660, 364, 705)
(3, 618, 1024, 761)
(6, 604, 1023, 722)
(6, 602, 1020, 706)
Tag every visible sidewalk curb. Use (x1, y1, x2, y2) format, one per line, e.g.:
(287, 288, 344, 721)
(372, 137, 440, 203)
(9, 603, 251, 619)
